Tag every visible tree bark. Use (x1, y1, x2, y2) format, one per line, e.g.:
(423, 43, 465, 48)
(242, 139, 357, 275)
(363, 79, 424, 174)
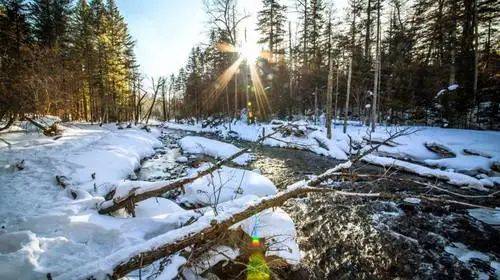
(371, 0, 381, 132)
(326, 56, 334, 139)
(343, 58, 352, 134)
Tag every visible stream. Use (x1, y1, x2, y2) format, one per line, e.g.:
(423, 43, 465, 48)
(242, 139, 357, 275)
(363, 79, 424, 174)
(137, 128, 500, 280)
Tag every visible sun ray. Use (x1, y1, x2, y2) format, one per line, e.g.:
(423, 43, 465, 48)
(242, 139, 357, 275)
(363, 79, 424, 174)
(216, 42, 238, 53)
(203, 56, 244, 110)
(249, 62, 271, 118)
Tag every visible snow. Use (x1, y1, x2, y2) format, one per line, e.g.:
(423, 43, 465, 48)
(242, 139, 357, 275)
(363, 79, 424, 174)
(403, 197, 421, 204)
(444, 242, 499, 278)
(448, 84, 459, 91)
(179, 136, 252, 165)
(362, 154, 484, 187)
(0, 123, 301, 279)
(164, 120, 500, 189)
(0, 124, 195, 279)
(233, 208, 301, 264)
(467, 208, 500, 226)
(177, 164, 277, 206)
(424, 156, 493, 174)
(445, 242, 490, 263)
(135, 197, 185, 218)
(2, 119, 499, 279)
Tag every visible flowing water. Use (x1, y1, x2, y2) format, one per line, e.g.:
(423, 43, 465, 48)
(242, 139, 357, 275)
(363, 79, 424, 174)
(138, 129, 500, 280)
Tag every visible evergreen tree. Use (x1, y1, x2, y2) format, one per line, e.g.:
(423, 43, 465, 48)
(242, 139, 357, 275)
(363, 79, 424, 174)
(0, 0, 33, 120)
(30, 0, 71, 47)
(256, 0, 287, 55)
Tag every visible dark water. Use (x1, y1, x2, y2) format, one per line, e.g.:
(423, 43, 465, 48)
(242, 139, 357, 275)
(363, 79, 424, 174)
(146, 129, 500, 280)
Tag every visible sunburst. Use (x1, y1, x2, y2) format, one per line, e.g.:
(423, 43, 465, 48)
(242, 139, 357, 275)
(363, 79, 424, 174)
(202, 41, 271, 118)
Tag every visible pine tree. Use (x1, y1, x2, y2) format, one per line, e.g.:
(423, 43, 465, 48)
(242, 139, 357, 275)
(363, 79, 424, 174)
(30, 0, 71, 47)
(0, 0, 33, 120)
(70, 0, 94, 120)
(256, 0, 287, 55)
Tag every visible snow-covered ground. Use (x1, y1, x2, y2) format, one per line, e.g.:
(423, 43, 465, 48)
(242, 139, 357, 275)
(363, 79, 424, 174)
(164, 120, 500, 230)
(0, 124, 299, 279)
(0, 124, 172, 279)
(164, 120, 500, 190)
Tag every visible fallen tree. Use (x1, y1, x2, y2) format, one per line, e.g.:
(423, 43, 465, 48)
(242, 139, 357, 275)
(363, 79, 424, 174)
(24, 116, 61, 136)
(98, 128, 282, 215)
(89, 162, 497, 279)
(60, 127, 499, 279)
(64, 161, 354, 279)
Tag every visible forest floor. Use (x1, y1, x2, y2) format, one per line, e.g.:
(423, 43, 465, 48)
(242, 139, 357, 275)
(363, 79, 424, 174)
(0, 120, 499, 279)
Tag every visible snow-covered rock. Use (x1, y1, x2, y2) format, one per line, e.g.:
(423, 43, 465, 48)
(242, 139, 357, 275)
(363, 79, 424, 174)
(179, 136, 252, 165)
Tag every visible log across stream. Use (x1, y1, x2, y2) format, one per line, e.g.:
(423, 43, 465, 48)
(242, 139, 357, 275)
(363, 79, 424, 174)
(135, 129, 500, 279)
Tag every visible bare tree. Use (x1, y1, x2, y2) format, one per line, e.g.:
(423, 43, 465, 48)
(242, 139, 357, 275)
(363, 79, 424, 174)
(203, 0, 249, 118)
(144, 77, 165, 126)
(344, 0, 358, 134)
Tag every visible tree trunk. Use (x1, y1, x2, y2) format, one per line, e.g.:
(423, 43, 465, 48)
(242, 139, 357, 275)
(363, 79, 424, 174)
(449, 0, 457, 85)
(326, 56, 334, 139)
(364, 0, 372, 60)
(344, 58, 352, 134)
(162, 82, 167, 121)
(344, 2, 356, 134)
(145, 78, 162, 125)
(371, 0, 381, 132)
(288, 21, 294, 116)
(473, 0, 479, 123)
(334, 65, 340, 123)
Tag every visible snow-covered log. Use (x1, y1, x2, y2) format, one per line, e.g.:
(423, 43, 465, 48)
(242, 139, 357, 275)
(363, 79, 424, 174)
(108, 162, 353, 279)
(99, 129, 281, 215)
(98, 147, 251, 215)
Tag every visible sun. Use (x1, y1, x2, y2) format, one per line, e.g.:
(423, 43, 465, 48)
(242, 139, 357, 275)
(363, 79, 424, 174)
(240, 43, 261, 62)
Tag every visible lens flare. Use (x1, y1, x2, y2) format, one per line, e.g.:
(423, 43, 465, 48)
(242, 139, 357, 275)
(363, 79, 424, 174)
(247, 251, 270, 280)
(240, 43, 261, 62)
(202, 40, 272, 117)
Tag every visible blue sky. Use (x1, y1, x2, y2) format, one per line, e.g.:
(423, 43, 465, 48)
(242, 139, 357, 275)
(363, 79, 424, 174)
(117, 0, 347, 79)
(116, 0, 207, 78)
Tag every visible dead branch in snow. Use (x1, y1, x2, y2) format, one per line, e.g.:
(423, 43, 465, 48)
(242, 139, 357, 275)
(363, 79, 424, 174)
(349, 127, 416, 164)
(110, 162, 352, 279)
(106, 160, 496, 279)
(98, 129, 282, 215)
(24, 116, 62, 136)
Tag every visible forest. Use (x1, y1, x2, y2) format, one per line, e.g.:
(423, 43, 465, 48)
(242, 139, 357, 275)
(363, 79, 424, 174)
(0, 0, 499, 130)
(0, 1, 499, 280)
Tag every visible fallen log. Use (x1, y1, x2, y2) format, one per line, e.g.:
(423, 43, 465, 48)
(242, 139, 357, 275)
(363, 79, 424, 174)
(98, 129, 281, 215)
(65, 159, 495, 279)
(24, 116, 61, 136)
(109, 162, 353, 279)
(98, 147, 251, 215)
(424, 142, 455, 158)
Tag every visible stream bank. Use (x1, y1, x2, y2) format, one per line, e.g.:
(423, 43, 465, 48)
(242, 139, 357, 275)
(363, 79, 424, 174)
(138, 128, 500, 279)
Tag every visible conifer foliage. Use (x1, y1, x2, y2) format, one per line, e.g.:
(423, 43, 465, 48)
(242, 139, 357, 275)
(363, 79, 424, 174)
(173, 0, 498, 129)
(0, 0, 138, 125)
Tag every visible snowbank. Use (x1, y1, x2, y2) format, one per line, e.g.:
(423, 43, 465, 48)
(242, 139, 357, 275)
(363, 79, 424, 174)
(467, 208, 500, 226)
(164, 120, 500, 189)
(178, 136, 252, 165)
(0, 123, 300, 279)
(233, 208, 301, 264)
(177, 164, 277, 206)
(0, 124, 195, 279)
